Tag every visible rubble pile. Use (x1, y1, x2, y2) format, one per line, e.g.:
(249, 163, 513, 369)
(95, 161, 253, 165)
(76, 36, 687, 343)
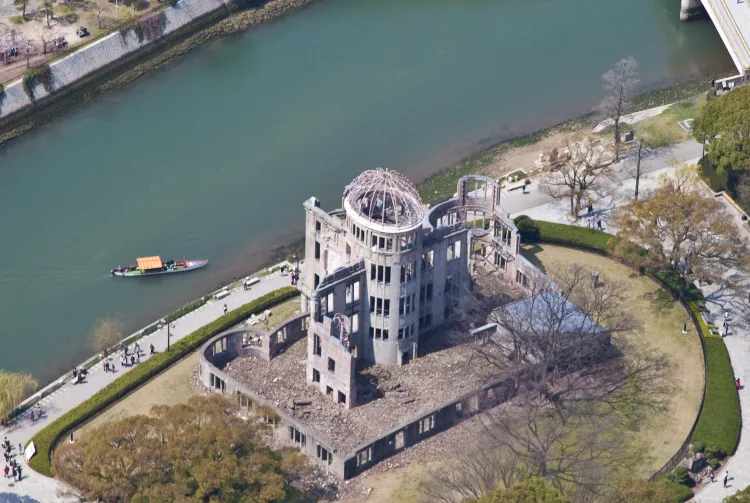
(224, 338, 486, 453)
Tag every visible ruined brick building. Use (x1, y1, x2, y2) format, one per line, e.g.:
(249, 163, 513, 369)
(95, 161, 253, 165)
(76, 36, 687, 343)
(296, 169, 530, 408)
(199, 169, 564, 478)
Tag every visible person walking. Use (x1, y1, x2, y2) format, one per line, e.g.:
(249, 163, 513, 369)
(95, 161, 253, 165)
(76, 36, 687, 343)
(130, 355, 135, 366)
(16, 464, 21, 481)
(11, 465, 16, 482)
(708, 467, 715, 483)
(3, 465, 8, 478)
(150, 344, 155, 355)
(30, 411, 34, 422)
(724, 472, 729, 488)
(223, 304, 228, 315)
(597, 219, 603, 230)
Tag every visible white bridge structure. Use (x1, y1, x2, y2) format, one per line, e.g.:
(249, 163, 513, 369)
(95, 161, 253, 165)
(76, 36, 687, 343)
(682, 0, 750, 86)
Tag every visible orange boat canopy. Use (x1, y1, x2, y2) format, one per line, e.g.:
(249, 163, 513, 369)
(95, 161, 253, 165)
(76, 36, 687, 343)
(137, 256, 163, 270)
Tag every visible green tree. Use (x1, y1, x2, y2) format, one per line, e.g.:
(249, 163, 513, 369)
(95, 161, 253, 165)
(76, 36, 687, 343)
(725, 486, 750, 502)
(13, 0, 29, 19)
(612, 175, 750, 298)
(0, 371, 38, 419)
(466, 478, 570, 503)
(693, 85, 750, 175)
(53, 395, 307, 503)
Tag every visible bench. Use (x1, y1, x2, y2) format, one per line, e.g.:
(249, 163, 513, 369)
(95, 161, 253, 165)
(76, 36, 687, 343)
(244, 277, 261, 290)
(214, 289, 230, 300)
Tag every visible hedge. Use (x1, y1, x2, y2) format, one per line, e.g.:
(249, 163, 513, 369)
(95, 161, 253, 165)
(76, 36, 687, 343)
(27, 286, 297, 477)
(535, 221, 619, 254)
(535, 221, 741, 457)
(692, 337, 741, 454)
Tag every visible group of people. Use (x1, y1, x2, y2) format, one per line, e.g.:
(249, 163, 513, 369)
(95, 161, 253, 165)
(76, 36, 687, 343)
(71, 366, 88, 384)
(2, 437, 22, 482)
(289, 269, 300, 286)
(95, 341, 159, 376)
(28, 403, 42, 423)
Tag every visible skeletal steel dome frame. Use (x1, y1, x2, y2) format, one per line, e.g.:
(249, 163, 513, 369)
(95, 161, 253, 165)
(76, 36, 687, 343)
(345, 168, 425, 228)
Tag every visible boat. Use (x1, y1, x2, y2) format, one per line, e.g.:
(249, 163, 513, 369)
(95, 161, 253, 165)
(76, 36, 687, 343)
(111, 256, 208, 277)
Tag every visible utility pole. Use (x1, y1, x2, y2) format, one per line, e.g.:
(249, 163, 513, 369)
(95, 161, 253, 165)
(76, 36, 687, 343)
(634, 138, 643, 200)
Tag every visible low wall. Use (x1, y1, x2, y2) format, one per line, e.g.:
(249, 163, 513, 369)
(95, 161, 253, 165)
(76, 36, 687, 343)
(0, 0, 314, 119)
(199, 316, 544, 479)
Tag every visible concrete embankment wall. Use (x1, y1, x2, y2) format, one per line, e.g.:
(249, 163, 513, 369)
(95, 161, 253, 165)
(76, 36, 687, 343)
(0, 0, 312, 119)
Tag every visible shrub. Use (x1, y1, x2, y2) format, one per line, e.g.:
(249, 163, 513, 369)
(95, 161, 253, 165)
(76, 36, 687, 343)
(666, 466, 690, 485)
(661, 479, 694, 502)
(708, 457, 720, 470)
(705, 443, 726, 460)
(27, 287, 297, 477)
(513, 215, 540, 243)
(138, 11, 167, 41)
(22, 64, 52, 101)
(691, 441, 705, 454)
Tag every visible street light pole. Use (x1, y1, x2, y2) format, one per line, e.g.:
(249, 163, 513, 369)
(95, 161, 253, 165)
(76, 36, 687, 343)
(634, 138, 643, 200)
(161, 319, 170, 351)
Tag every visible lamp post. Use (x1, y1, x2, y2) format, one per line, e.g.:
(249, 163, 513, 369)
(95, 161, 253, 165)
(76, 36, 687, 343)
(161, 319, 171, 351)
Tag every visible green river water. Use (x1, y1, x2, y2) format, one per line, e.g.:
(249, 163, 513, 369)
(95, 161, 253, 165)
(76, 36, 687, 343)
(0, 0, 733, 382)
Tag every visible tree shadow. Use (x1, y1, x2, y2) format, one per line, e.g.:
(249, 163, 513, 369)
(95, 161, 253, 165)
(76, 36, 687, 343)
(640, 288, 674, 314)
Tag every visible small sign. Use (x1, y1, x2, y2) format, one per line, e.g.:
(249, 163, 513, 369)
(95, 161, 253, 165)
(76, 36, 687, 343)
(24, 441, 36, 461)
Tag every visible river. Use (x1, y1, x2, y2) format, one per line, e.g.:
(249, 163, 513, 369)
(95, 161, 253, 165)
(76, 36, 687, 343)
(0, 0, 733, 382)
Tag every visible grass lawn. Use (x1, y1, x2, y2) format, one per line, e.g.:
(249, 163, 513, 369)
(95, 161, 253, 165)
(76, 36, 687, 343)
(521, 244, 704, 476)
(631, 99, 705, 148)
(76, 296, 301, 438)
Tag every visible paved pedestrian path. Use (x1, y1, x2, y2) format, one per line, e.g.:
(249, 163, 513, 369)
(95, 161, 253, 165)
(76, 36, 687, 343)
(0, 271, 292, 502)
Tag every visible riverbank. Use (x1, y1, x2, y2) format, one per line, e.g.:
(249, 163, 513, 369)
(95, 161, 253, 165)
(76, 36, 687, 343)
(0, 0, 319, 144)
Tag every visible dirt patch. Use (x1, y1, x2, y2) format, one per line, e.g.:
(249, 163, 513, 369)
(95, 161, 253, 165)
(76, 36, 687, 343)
(482, 128, 587, 179)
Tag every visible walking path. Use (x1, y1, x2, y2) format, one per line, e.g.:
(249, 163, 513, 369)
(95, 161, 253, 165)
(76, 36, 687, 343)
(0, 270, 292, 502)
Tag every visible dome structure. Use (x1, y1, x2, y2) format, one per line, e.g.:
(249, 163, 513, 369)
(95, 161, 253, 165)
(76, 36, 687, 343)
(345, 168, 425, 229)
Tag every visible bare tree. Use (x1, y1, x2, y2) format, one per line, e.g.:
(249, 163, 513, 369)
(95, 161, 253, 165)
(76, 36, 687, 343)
(463, 264, 669, 494)
(89, 317, 125, 353)
(96, 6, 107, 30)
(597, 57, 639, 162)
(540, 137, 616, 218)
(421, 447, 526, 503)
(40, 27, 60, 55)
